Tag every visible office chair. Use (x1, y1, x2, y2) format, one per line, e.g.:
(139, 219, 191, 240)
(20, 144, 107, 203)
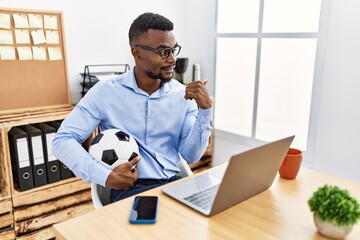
(91, 159, 193, 209)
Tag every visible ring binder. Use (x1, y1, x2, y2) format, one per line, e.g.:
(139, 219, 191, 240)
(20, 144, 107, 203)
(20, 124, 48, 187)
(35, 123, 61, 184)
(8, 127, 34, 191)
(47, 121, 74, 180)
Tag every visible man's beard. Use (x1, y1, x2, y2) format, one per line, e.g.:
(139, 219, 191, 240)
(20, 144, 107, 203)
(146, 71, 172, 84)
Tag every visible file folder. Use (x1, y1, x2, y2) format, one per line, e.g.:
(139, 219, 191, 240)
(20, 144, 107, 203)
(8, 127, 34, 191)
(48, 121, 74, 180)
(20, 125, 48, 187)
(35, 123, 61, 183)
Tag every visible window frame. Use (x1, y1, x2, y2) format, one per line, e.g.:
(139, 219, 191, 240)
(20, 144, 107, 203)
(213, 0, 330, 163)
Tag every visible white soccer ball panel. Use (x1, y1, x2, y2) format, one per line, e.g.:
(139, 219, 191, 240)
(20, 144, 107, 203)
(89, 129, 139, 169)
(88, 143, 104, 162)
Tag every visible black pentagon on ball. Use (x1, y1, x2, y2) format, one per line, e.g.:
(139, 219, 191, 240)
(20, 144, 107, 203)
(101, 149, 118, 165)
(90, 133, 104, 145)
(128, 152, 138, 161)
(115, 131, 130, 142)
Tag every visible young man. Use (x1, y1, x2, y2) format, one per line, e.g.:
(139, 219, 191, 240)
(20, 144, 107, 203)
(52, 12, 212, 202)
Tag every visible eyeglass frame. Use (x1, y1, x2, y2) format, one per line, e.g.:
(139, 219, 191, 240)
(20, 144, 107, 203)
(134, 44, 181, 59)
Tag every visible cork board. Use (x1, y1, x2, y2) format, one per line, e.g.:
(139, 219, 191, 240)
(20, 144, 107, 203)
(0, 8, 71, 115)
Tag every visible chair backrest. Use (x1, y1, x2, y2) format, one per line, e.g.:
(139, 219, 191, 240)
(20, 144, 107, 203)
(91, 182, 111, 209)
(91, 159, 193, 209)
(176, 158, 193, 178)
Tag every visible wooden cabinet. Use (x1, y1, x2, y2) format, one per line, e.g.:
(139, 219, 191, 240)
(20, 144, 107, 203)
(0, 124, 15, 240)
(0, 109, 94, 239)
(0, 8, 95, 239)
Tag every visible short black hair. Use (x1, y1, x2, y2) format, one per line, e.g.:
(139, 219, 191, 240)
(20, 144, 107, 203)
(129, 12, 173, 45)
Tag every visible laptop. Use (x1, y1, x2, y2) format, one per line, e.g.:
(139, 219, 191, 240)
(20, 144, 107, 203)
(161, 135, 294, 216)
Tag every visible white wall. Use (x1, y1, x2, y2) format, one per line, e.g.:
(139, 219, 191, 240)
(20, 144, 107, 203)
(305, 0, 360, 182)
(213, 0, 360, 183)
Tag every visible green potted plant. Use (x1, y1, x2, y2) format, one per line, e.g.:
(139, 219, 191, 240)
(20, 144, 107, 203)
(308, 184, 360, 239)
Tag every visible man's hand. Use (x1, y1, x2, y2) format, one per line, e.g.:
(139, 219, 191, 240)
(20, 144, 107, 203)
(185, 80, 212, 109)
(105, 156, 140, 189)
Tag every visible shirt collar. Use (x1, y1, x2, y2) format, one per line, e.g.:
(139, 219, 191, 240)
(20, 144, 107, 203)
(123, 67, 171, 97)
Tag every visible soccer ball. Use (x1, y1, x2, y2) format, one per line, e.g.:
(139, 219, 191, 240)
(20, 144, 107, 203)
(89, 129, 139, 169)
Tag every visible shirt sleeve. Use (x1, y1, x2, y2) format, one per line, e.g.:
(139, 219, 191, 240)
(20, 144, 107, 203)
(178, 106, 213, 164)
(52, 84, 112, 187)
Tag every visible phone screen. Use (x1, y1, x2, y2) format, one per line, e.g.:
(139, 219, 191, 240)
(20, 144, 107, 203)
(129, 196, 158, 224)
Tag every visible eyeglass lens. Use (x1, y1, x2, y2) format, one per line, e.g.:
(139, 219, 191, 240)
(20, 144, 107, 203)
(161, 46, 180, 59)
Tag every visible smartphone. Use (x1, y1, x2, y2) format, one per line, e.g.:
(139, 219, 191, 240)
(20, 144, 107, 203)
(129, 196, 158, 224)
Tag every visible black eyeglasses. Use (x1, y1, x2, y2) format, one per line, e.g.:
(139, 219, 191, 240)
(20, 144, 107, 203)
(134, 44, 181, 59)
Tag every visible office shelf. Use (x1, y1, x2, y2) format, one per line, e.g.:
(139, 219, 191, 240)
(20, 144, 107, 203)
(0, 108, 94, 239)
(81, 64, 130, 97)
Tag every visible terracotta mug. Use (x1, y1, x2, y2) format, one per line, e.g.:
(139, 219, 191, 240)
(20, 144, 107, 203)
(279, 148, 303, 180)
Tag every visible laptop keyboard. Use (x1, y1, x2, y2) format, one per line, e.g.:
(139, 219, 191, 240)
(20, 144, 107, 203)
(184, 185, 219, 211)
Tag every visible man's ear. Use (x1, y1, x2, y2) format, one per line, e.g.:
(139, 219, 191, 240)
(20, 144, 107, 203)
(131, 47, 140, 60)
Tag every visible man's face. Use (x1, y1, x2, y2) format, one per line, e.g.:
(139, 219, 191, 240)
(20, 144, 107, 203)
(133, 29, 177, 83)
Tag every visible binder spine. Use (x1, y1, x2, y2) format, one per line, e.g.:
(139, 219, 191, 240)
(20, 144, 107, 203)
(20, 125, 48, 187)
(48, 121, 74, 179)
(36, 123, 61, 184)
(8, 127, 34, 191)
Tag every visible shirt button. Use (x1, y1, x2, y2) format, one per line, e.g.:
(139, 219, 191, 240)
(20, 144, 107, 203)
(147, 138, 150, 142)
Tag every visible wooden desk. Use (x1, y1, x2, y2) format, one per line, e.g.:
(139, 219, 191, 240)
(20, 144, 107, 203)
(53, 167, 360, 240)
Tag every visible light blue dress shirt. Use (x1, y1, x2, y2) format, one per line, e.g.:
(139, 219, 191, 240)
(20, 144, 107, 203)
(52, 67, 212, 187)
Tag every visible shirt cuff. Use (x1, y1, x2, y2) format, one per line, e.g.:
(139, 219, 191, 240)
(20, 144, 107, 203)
(197, 108, 213, 128)
(91, 161, 113, 187)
